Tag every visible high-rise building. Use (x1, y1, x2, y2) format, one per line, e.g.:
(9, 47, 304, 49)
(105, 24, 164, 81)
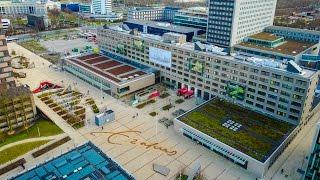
(92, 0, 111, 15)
(206, 0, 277, 48)
(0, 20, 36, 133)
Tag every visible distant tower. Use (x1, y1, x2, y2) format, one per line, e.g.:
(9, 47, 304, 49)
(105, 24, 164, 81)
(92, 0, 112, 15)
(206, 0, 277, 48)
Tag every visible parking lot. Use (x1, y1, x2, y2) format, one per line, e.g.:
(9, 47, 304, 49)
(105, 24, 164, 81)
(40, 38, 97, 54)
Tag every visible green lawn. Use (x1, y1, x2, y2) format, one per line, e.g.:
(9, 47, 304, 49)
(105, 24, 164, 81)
(19, 40, 47, 54)
(0, 119, 63, 148)
(0, 140, 50, 165)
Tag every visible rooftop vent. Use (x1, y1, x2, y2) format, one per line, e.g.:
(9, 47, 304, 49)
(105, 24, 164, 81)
(194, 41, 205, 51)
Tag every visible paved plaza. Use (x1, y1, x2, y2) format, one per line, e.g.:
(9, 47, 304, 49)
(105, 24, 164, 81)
(2, 42, 320, 180)
(39, 38, 97, 53)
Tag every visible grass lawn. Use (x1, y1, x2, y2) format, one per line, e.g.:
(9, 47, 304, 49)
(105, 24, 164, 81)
(0, 140, 50, 165)
(0, 119, 63, 148)
(19, 40, 47, 54)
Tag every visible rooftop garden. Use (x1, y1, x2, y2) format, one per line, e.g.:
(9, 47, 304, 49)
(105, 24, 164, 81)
(179, 99, 295, 162)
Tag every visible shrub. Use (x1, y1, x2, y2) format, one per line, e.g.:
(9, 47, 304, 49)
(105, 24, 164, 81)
(149, 112, 157, 117)
(162, 104, 173, 111)
(32, 136, 71, 158)
(175, 99, 184, 104)
(160, 92, 170, 99)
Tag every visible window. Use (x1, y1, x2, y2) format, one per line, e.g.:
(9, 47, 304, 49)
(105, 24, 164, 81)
(279, 97, 289, 104)
(266, 107, 274, 113)
(268, 94, 277, 100)
(269, 87, 278, 93)
(291, 101, 302, 107)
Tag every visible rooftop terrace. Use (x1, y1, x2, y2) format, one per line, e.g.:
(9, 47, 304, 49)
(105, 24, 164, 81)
(238, 38, 315, 56)
(248, 32, 282, 42)
(177, 99, 295, 162)
(13, 142, 134, 180)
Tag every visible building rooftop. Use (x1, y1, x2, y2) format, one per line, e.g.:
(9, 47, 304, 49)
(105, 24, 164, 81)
(177, 99, 295, 162)
(124, 20, 202, 34)
(248, 32, 282, 42)
(13, 142, 134, 180)
(238, 39, 315, 56)
(67, 54, 149, 84)
(103, 25, 317, 79)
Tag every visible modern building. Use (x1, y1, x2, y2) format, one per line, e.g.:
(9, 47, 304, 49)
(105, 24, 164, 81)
(123, 20, 205, 42)
(97, 23, 320, 177)
(79, 3, 92, 14)
(64, 54, 155, 98)
(13, 142, 134, 180)
(174, 98, 296, 178)
(173, 7, 208, 31)
(92, 0, 112, 15)
(206, 0, 277, 48)
(97, 24, 320, 126)
(127, 6, 180, 22)
(303, 122, 320, 180)
(61, 3, 79, 12)
(234, 26, 320, 69)
(1, 18, 10, 30)
(27, 14, 50, 31)
(0, 22, 36, 133)
(0, 1, 47, 16)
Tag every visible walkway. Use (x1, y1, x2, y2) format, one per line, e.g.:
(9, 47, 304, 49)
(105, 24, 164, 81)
(0, 134, 64, 152)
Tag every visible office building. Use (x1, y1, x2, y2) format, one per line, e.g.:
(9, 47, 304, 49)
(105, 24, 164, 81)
(127, 7, 180, 22)
(64, 54, 155, 98)
(92, 0, 112, 15)
(173, 7, 208, 30)
(174, 98, 296, 178)
(96, 24, 320, 177)
(0, 22, 36, 133)
(123, 20, 205, 42)
(0, 1, 47, 16)
(79, 3, 91, 14)
(1, 18, 10, 30)
(27, 14, 50, 31)
(303, 122, 320, 180)
(207, 0, 277, 47)
(234, 26, 320, 69)
(98, 24, 319, 126)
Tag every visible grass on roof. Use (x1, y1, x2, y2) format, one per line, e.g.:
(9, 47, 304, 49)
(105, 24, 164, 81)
(179, 99, 295, 162)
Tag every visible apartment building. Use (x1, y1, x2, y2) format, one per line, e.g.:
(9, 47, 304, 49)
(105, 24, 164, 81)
(98, 25, 319, 125)
(0, 1, 47, 16)
(127, 7, 180, 22)
(207, 0, 277, 47)
(0, 21, 36, 133)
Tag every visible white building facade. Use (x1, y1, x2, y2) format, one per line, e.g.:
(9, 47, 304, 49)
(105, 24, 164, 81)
(207, 0, 277, 47)
(92, 0, 112, 15)
(0, 1, 47, 16)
